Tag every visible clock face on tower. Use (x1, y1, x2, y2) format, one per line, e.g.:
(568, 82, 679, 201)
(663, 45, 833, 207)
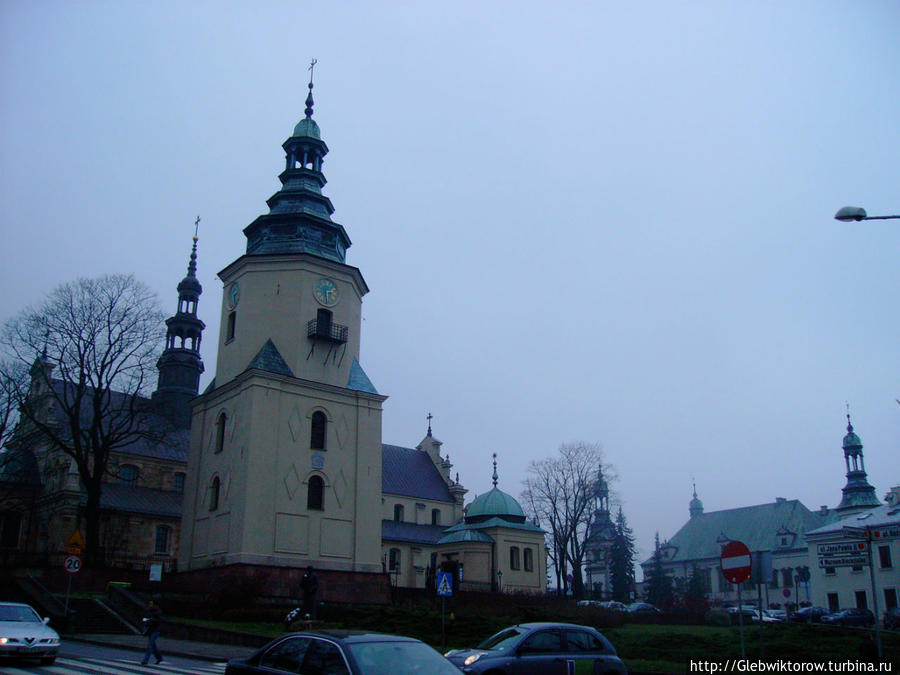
(313, 278, 339, 307)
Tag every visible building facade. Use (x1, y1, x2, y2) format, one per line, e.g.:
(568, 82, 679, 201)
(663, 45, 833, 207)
(0, 235, 205, 574)
(643, 415, 891, 609)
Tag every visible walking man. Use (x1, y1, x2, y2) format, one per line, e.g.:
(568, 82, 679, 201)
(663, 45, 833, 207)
(141, 599, 164, 665)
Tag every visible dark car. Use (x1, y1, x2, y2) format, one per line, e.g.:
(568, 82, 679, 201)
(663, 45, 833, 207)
(884, 607, 900, 631)
(225, 630, 461, 675)
(627, 602, 661, 614)
(789, 606, 829, 623)
(821, 608, 875, 627)
(444, 622, 627, 674)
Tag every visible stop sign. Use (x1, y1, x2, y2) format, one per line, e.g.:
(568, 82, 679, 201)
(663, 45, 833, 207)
(720, 540, 752, 584)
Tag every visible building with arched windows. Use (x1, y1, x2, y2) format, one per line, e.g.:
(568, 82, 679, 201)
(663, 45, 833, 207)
(175, 79, 546, 599)
(639, 416, 891, 610)
(2, 79, 547, 599)
(0, 234, 205, 574)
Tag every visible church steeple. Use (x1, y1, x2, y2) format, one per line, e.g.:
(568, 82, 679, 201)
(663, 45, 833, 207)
(243, 60, 351, 262)
(689, 480, 704, 518)
(836, 413, 880, 513)
(154, 222, 205, 428)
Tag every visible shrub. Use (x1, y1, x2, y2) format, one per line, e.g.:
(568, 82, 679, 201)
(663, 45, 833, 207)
(705, 608, 731, 627)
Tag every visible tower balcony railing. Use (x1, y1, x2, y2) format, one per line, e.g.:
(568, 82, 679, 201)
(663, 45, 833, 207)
(306, 319, 349, 344)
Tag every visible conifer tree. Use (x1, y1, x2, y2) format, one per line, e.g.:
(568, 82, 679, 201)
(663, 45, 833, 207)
(644, 531, 674, 608)
(609, 506, 635, 603)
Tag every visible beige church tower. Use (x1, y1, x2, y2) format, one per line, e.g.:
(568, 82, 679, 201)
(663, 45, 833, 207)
(178, 72, 388, 597)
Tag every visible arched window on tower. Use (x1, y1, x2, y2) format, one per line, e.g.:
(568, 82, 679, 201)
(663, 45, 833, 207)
(431, 509, 441, 526)
(215, 412, 226, 454)
(209, 476, 220, 511)
(524, 547, 534, 572)
(311, 411, 327, 450)
(307, 475, 324, 510)
(119, 464, 138, 486)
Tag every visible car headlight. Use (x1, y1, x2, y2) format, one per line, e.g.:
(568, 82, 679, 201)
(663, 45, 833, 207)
(464, 653, 483, 666)
(0, 638, 8, 645)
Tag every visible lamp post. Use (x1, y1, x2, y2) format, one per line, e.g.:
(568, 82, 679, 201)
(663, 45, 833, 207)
(497, 570, 503, 593)
(834, 206, 900, 222)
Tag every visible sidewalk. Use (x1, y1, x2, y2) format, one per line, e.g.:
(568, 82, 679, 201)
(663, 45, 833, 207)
(65, 633, 259, 663)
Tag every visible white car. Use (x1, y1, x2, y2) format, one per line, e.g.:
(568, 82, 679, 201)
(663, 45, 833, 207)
(0, 602, 60, 665)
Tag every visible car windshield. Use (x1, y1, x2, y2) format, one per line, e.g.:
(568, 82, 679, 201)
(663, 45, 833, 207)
(347, 640, 461, 675)
(477, 627, 524, 651)
(0, 605, 41, 622)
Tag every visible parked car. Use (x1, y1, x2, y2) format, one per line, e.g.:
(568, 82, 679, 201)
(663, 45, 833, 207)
(789, 606, 829, 624)
(821, 608, 875, 627)
(444, 622, 627, 674)
(597, 601, 629, 612)
(766, 608, 787, 621)
(884, 606, 900, 631)
(0, 602, 60, 665)
(752, 609, 784, 623)
(627, 602, 661, 614)
(224, 630, 461, 675)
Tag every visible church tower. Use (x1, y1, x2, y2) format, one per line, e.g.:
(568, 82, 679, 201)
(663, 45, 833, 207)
(836, 414, 880, 513)
(153, 225, 205, 429)
(178, 69, 388, 594)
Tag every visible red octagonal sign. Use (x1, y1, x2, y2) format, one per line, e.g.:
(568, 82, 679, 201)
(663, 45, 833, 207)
(720, 540, 752, 584)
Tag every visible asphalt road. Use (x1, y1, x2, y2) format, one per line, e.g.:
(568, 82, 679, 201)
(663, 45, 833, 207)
(0, 639, 228, 674)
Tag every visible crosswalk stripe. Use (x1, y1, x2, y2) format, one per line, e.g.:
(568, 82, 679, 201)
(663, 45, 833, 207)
(0, 655, 225, 675)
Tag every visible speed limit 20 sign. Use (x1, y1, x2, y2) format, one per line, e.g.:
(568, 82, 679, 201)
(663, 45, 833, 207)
(64, 555, 82, 575)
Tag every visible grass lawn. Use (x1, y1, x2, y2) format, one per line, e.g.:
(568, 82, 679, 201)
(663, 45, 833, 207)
(172, 606, 899, 673)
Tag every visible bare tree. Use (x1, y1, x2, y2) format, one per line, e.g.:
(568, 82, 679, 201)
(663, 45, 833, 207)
(521, 442, 611, 598)
(0, 274, 165, 566)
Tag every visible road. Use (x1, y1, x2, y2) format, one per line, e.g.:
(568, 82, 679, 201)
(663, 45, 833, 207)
(0, 639, 227, 674)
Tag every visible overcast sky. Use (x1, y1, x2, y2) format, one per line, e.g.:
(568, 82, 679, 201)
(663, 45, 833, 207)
(2, 1, 898, 570)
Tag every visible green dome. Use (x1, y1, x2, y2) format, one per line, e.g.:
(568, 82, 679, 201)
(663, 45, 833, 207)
(467, 487, 526, 520)
(293, 117, 321, 139)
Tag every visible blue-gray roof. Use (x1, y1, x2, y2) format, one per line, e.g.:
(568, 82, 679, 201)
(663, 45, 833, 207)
(648, 499, 838, 565)
(444, 516, 543, 534)
(94, 483, 183, 519)
(437, 529, 494, 545)
(382, 520, 448, 545)
(246, 339, 294, 377)
(347, 359, 378, 394)
(382, 444, 454, 502)
(806, 502, 900, 538)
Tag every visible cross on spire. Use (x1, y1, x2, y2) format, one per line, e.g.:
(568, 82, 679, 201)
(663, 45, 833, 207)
(492, 453, 498, 487)
(194, 215, 201, 240)
(426, 412, 433, 436)
(305, 58, 318, 119)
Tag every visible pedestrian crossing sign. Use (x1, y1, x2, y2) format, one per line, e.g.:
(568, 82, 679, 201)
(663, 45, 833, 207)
(436, 571, 453, 596)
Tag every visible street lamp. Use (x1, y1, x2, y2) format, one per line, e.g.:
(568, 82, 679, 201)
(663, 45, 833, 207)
(834, 206, 900, 222)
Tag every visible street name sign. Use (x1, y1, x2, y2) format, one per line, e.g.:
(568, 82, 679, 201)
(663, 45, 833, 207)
(720, 540, 752, 584)
(872, 526, 900, 541)
(842, 526, 868, 539)
(817, 541, 867, 568)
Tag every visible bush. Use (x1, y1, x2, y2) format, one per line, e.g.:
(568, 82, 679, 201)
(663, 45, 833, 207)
(705, 608, 731, 627)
